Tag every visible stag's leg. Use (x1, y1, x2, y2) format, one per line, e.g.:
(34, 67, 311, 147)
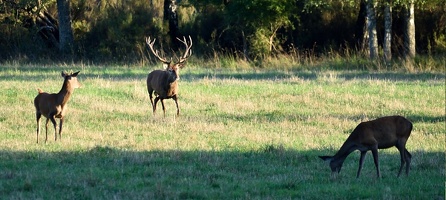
(371, 146, 381, 178)
(58, 117, 64, 141)
(148, 90, 154, 107)
(173, 96, 180, 116)
(45, 118, 50, 143)
(36, 112, 42, 143)
(357, 151, 367, 178)
(160, 99, 166, 117)
(153, 97, 160, 115)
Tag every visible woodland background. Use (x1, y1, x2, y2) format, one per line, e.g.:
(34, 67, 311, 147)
(0, 0, 445, 66)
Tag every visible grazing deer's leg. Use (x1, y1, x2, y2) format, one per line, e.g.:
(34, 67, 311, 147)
(405, 149, 412, 175)
(173, 96, 179, 116)
(371, 146, 381, 178)
(45, 118, 50, 143)
(396, 139, 410, 177)
(36, 112, 41, 143)
(397, 148, 406, 177)
(59, 118, 64, 141)
(357, 151, 367, 178)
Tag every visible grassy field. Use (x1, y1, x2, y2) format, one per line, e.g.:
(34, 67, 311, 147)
(0, 64, 444, 199)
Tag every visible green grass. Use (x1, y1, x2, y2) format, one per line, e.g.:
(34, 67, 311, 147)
(0, 64, 444, 199)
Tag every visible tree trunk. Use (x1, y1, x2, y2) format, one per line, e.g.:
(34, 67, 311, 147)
(164, 0, 179, 48)
(355, 0, 367, 53)
(57, 0, 74, 54)
(404, 0, 416, 59)
(365, 0, 378, 59)
(383, 0, 392, 63)
(241, 30, 249, 61)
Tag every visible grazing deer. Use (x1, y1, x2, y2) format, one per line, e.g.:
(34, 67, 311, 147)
(145, 35, 192, 117)
(34, 71, 81, 143)
(319, 115, 413, 178)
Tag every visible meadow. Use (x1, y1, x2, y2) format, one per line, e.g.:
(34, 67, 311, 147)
(0, 63, 444, 199)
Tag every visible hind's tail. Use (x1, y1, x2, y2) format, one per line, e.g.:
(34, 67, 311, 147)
(37, 88, 44, 93)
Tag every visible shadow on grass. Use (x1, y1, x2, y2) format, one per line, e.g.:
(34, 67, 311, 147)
(0, 146, 443, 199)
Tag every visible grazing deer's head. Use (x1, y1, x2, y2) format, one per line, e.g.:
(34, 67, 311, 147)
(145, 36, 192, 117)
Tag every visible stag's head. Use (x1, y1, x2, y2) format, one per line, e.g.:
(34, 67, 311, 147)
(145, 36, 192, 81)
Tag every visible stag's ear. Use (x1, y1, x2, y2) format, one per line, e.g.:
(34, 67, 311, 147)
(163, 63, 169, 69)
(72, 71, 80, 77)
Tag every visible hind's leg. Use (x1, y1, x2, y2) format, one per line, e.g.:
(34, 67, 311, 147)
(58, 117, 64, 141)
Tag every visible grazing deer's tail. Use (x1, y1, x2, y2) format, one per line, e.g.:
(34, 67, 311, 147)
(37, 88, 44, 93)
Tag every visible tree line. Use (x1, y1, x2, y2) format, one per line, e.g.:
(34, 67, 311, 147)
(0, 0, 444, 65)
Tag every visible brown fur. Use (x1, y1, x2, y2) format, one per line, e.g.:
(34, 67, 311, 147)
(319, 115, 413, 178)
(147, 64, 182, 116)
(34, 71, 81, 143)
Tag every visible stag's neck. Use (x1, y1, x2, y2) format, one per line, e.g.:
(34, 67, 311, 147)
(57, 81, 74, 106)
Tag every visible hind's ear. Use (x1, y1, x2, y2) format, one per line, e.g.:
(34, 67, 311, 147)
(61, 71, 68, 77)
(72, 71, 80, 77)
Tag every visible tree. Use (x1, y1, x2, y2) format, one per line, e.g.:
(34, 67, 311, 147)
(365, 0, 378, 59)
(404, 0, 416, 58)
(355, 0, 368, 53)
(222, 0, 295, 59)
(164, 0, 179, 48)
(57, 0, 74, 54)
(383, 0, 392, 62)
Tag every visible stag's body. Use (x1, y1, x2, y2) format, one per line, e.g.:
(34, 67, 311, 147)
(319, 115, 413, 178)
(145, 36, 192, 117)
(147, 69, 180, 116)
(34, 71, 81, 143)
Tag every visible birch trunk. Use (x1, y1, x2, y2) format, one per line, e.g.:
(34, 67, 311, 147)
(383, 0, 392, 63)
(366, 0, 378, 59)
(404, 0, 416, 58)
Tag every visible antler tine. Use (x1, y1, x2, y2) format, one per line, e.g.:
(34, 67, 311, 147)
(176, 35, 193, 63)
(145, 36, 171, 64)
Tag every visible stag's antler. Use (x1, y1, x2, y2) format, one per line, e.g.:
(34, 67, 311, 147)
(176, 35, 193, 63)
(145, 37, 171, 64)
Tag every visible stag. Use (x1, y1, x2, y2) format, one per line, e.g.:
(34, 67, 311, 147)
(145, 36, 192, 117)
(34, 71, 81, 143)
(319, 115, 413, 178)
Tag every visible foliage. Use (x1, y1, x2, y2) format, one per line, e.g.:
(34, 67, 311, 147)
(0, 0, 444, 64)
